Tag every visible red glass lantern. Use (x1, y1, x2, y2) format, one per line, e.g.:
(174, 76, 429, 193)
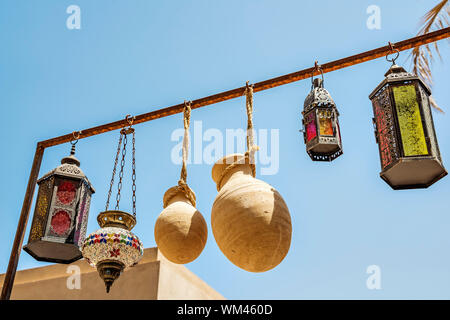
(24, 143, 95, 263)
(302, 72, 343, 161)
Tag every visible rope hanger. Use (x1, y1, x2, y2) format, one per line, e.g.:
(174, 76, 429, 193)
(214, 82, 260, 191)
(163, 101, 197, 208)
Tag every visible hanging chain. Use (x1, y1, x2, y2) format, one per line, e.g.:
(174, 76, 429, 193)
(115, 130, 128, 210)
(105, 132, 123, 211)
(105, 115, 136, 214)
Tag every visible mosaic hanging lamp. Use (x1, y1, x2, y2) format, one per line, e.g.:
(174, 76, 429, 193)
(24, 133, 95, 263)
(82, 116, 143, 293)
(368, 45, 447, 189)
(301, 61, 343, 161)
(210, 83, 292, 273)
(154, 101, 208, 264)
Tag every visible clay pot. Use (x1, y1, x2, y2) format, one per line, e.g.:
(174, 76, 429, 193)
(211, 154, 292, 272)
(154, 186, 208, 264)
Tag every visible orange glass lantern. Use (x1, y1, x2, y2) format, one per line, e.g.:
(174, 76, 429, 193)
(302, 68, 343, 161)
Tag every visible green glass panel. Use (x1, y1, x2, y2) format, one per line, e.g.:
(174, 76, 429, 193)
(392, 85, 428, 156)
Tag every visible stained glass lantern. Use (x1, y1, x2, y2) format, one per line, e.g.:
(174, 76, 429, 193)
(82, 118, 143, 293)
(369, 62, 447, 189)
(81, 210, 143, 293)
(24, 142, 95, 263)
(302, 75, 343, 161)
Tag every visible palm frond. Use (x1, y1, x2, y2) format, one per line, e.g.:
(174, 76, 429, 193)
(408, 0, 449, 112)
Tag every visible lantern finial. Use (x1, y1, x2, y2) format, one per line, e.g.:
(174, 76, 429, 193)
(313, 77, 323, 88)
(61, 133, 81, 166)
(97, 260, 125, 293)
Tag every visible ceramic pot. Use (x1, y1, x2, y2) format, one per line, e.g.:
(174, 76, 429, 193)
(211, 154, 292, 272)
(154, 186, 207, 264)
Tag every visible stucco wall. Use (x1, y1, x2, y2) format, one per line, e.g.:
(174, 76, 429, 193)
(0, 247, 224, 300)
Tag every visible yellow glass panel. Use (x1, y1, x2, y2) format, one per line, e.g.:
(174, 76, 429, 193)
(318, 110, 334, 136)
(392, 85, 428, 156)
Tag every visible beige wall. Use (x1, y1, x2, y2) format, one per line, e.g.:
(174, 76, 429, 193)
(0, 247, 224, 300)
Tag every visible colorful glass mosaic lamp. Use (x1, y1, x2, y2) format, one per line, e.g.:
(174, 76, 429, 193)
(368, 47, 447, 189)
(82, 116, 143, 293)
(302, 62, 343, 161)
(24, 134, 95, 263)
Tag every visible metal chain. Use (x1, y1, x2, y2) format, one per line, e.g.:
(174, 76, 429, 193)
(105, 132, 123, 211)
(115, 131, 128, 210)
(105, 115, 136, 214)
(131, 130, 137, 217)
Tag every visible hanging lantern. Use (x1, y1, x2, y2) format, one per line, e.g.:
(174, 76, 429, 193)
(211, 83, 292, 273)
(155, 101, 208, 264)
(24, 134, 95, 264)
(302, 62, 343, 161)
(82, 210, 143, 293)
(82, 116, 143, 293)
(368, 47, 447, 189)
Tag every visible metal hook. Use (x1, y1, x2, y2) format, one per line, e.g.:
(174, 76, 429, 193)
(70, 131, 81, 145)
(386, 42, 399, 65)
(311, 61, 324, 88)
(121, 115, 135, 135)
(125, 114, 135, 127)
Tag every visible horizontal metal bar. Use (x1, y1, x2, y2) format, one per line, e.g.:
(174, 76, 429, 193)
(39, 27, 450, 148)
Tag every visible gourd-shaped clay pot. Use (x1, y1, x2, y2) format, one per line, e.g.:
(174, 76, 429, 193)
(211, 154, 292, 272)
(154, 186, 208, 264)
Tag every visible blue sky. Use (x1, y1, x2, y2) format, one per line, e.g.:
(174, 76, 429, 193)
(1, 0, 449, 299)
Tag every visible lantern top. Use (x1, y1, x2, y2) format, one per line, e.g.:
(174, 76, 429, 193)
(37, 152, 95, 193)
(303, 78, 336, 112)
(61, 154, 80, 166)
(97, 210, 136, 230)
(369, 64, 431, 99)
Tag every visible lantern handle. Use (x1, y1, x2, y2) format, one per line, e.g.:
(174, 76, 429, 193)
(68, 131, 81, 155)
(386, 42, 399, 65)
(311, 61, 324, 88)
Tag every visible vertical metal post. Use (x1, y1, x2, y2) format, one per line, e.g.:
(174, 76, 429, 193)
(1, 144, 44, 300)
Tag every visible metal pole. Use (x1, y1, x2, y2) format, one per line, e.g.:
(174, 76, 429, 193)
(39, 27, 450, 149)
(1, 144, 44, 300)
